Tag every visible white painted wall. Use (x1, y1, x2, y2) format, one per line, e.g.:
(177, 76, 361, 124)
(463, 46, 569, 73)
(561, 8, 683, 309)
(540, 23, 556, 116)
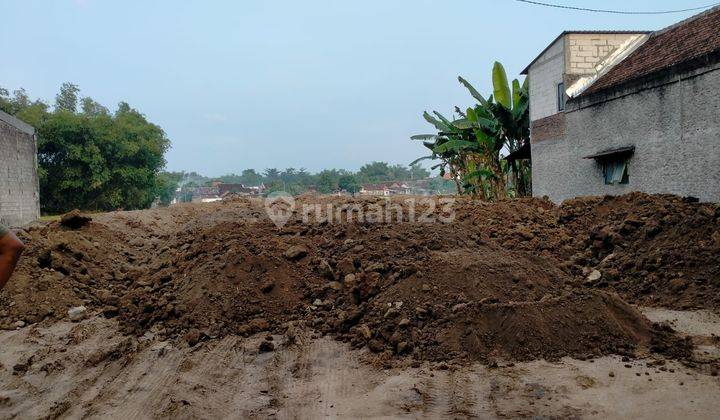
(528, 38, 565, 121)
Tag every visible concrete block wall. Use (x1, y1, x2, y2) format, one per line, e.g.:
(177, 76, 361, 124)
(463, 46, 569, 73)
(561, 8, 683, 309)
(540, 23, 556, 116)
(0, 116, 40, 227)
(532, 62, 720, 203)
(566, 33, 643, 76)
(528, 33, 647, 122)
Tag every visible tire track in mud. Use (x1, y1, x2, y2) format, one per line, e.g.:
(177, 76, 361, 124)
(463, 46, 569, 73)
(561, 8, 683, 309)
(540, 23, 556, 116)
(164, 337, 251, 418)
(74, 342, 184, 418)
(445, 369, 486, 418)
(11, 322, 134, 419)
(70, 336, 246, 418)
(272, 334, 328, 418)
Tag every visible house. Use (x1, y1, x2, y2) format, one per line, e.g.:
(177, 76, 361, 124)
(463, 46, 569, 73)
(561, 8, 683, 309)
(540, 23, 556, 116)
(191, 186, 221, 203)
(523, 7, 720, 203)
(0, 110, 40, 226)
(359, 182, 412, 196)
(359, 184, 390, 196)
(217, 183, 264, 197)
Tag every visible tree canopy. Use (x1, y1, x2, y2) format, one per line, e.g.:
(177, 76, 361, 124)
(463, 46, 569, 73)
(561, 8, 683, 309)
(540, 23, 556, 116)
(168, 161, 438, 201)
(1, 84, 171, 213)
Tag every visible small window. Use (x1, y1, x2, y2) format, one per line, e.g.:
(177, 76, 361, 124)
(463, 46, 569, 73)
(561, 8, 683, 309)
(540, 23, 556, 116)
(602, 158, 629, 185)
(557, 82, 566, 111)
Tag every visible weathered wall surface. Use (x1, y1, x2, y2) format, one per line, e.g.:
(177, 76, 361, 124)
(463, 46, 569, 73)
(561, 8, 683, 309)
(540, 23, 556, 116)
(0, 115, 40, 227)
(532, 62, 720, 203)
(528, 38, 565, 121)
(529, 33, 647, 122)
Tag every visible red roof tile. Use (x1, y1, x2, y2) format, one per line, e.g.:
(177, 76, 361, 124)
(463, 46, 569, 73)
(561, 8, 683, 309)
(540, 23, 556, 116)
(583, 7, 720, 95)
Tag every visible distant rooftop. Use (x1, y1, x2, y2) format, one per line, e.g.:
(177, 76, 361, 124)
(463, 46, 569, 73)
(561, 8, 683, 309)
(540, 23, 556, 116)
(582, 6, 720, 95)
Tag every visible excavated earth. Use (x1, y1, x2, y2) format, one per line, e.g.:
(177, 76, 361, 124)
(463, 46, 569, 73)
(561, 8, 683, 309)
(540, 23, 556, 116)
(1, 192, 718, 368)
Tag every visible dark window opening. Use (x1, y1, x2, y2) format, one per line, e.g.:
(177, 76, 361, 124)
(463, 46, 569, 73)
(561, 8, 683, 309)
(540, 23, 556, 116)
(557, 82, 565, 111)
(602, 158, 629, 185)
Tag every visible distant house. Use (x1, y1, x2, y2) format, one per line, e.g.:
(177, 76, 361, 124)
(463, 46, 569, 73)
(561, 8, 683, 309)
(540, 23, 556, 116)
(191, 186, 221, 203)
(523, 7, 720, 202)
(217, 183, 265, 197)
(0, 110, 40, 226)
(359, 182, 411, 196)
(359, 184, 390, 196)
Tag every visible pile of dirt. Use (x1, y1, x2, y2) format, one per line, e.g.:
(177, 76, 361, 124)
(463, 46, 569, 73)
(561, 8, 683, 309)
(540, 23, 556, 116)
(114, 197, 693, 363)
(560, 193, 720, 310)
(0, 221, 129, 327)
(0, 193, 712, 365)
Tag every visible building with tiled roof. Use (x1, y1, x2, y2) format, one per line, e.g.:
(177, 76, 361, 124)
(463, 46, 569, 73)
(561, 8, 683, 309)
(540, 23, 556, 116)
(524, 6, 720, 203)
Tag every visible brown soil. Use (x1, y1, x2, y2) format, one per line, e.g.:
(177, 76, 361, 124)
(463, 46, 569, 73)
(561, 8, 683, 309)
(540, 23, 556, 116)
(560, 194, 720, 310)
(1, 193, 716, 365)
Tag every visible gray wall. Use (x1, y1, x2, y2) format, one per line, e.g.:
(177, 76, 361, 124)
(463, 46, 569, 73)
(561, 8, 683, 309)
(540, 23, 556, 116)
(532, 61, 720, 203)
(0, 114, 40, 227)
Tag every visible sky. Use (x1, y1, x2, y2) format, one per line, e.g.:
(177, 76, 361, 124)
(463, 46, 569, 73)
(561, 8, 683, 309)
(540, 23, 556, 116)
(0, 0, 712, 176)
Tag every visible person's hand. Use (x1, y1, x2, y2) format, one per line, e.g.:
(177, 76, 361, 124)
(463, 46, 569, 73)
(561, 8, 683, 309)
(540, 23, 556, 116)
(0, 231, 25, 289)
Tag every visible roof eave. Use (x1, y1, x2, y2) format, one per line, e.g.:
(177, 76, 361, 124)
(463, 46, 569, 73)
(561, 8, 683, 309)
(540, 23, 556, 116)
(0, 109, 35, 136)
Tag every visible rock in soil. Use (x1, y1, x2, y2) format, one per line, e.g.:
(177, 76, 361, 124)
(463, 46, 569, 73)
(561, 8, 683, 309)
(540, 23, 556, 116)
(68, 306, 87, 322)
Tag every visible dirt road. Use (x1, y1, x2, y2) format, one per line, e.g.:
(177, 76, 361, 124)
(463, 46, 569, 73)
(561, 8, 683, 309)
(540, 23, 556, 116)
(0, 307, 718, 419)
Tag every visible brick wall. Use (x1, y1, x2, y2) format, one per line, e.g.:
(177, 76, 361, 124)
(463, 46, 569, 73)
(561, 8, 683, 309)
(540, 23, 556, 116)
(0, 116, 40, 227)
(530, 114, 566, 143)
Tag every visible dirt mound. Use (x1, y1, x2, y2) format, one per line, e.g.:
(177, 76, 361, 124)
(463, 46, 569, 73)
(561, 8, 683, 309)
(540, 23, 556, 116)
(0, 222, 127, 327)
(60, 209, 92, 229)
(0, 193, 712, 364)
(560, 193, 720, 310)
(111, 198, 692, 363)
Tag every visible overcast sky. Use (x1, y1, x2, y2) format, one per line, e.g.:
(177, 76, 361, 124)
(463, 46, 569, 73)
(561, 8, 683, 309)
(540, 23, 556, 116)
(0, 0, 710, 176)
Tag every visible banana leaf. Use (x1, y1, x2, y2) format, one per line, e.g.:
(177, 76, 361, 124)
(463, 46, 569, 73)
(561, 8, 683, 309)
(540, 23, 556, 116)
(432, 111, 456, 130)
(492, 62, 511, 109)
(452, 118, 474, 129)
(410, 134, 438, 141)
(463, 168, 495, 182)
(423, 111, 452, 132)
(433, 139, 478, 154)
(458, 76, 489, 107)
(409, 155, 434, 166)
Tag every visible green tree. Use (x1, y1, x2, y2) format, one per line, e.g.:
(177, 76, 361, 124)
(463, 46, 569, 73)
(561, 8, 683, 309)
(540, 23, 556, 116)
(357, 161, 392, 183)
(55, 82, 80, 112)
(263, 168, 280, 182)
(338, 174, 360, 194)
(6, 83, 171, 213)
(316, 169, 341, 194)
(239, 169, 262, 186)
(37, 111, 109, 211)
(155, 171, 183, 205)
(81, 97, 109, 116)
(409, 163, 430, 180)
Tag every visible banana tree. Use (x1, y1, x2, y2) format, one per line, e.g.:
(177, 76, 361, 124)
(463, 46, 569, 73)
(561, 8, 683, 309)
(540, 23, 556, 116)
(412, 62, 530, 199)
(460, 62, 530, 197)
(410, 111, 479, 196)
